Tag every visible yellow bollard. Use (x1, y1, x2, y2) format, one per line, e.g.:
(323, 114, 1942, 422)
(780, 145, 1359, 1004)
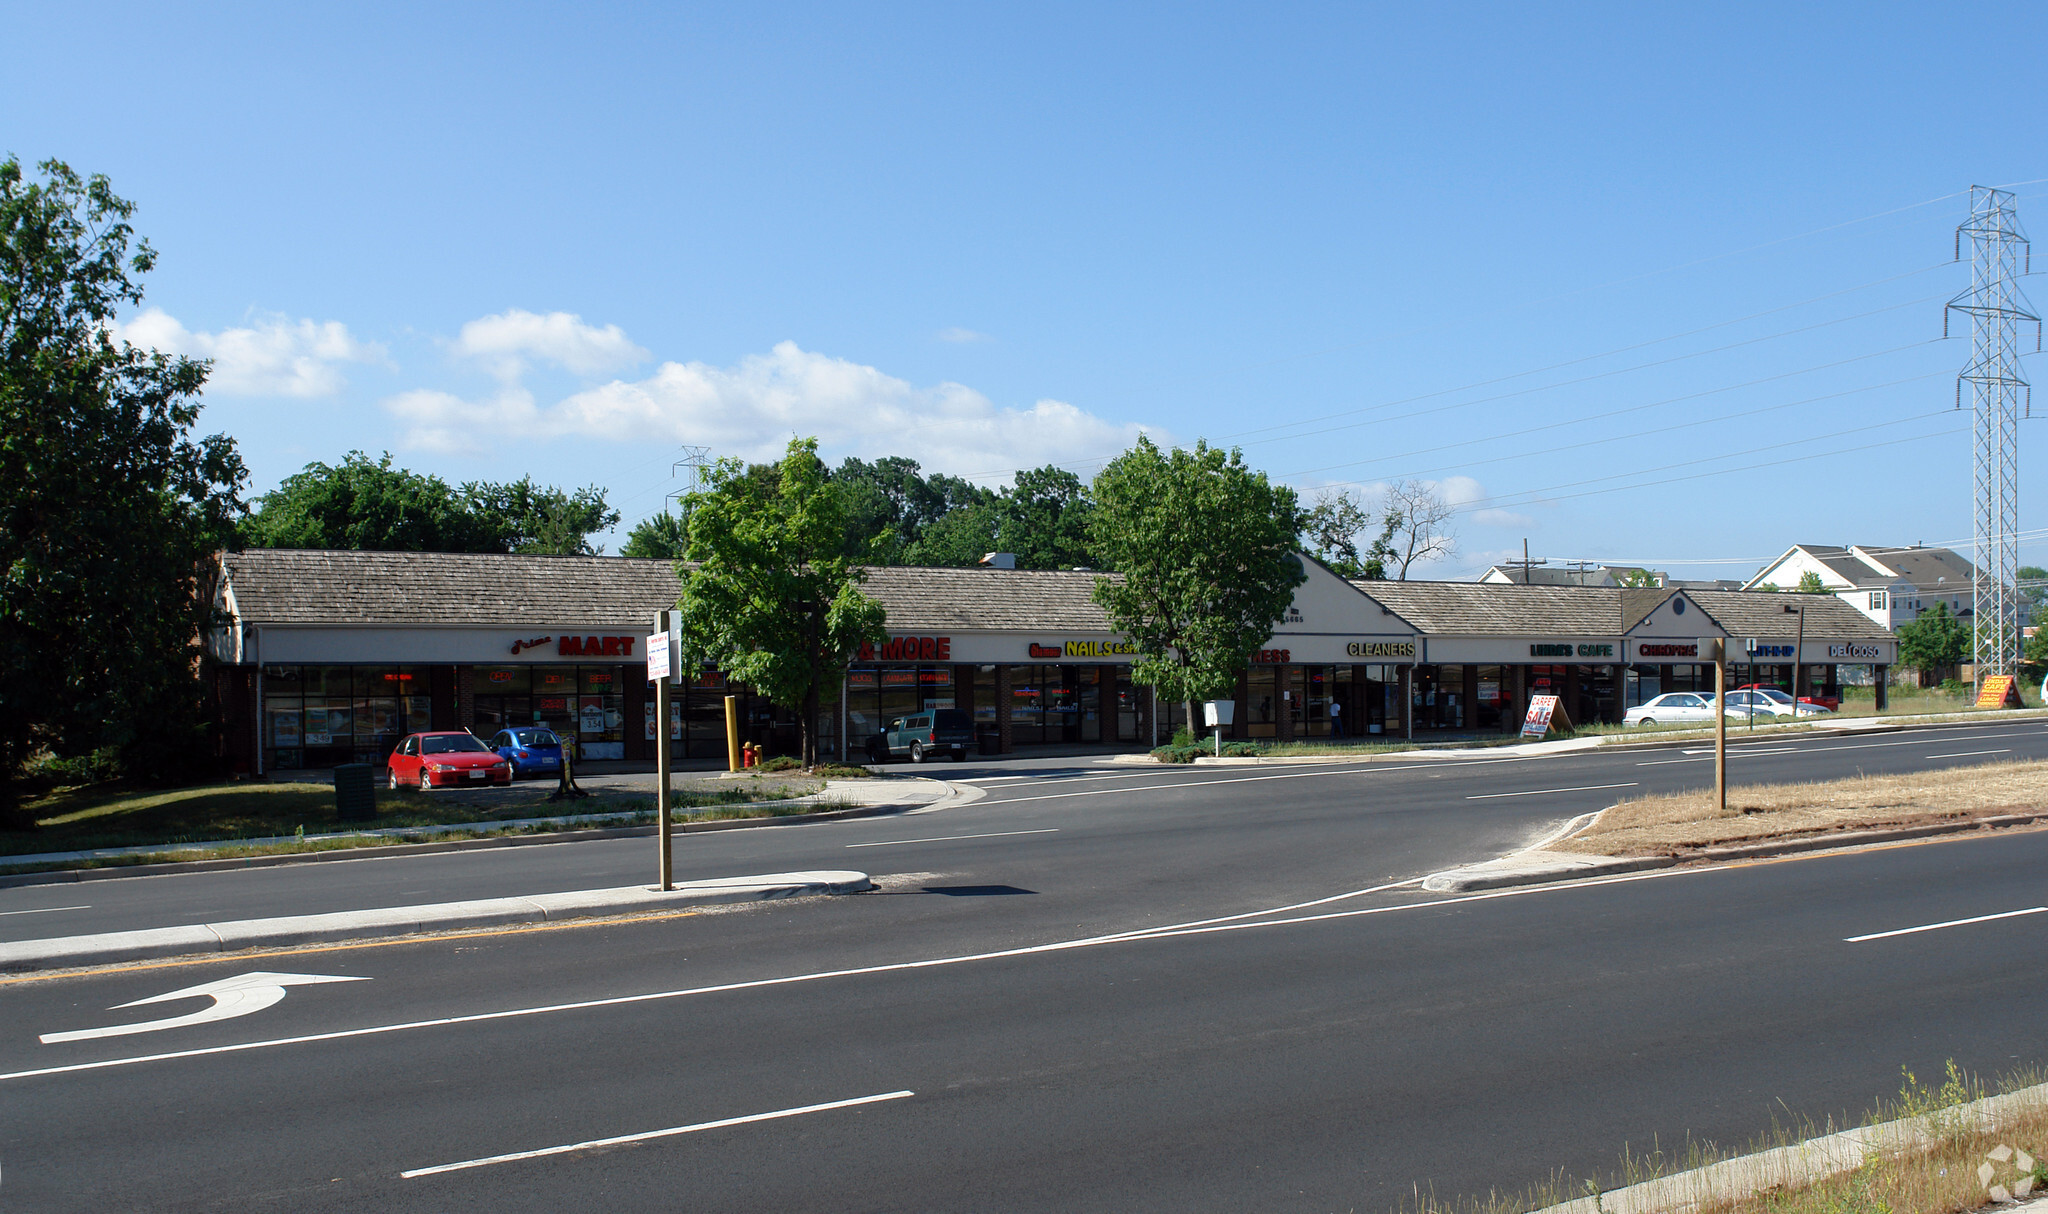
(724, 694, 741, 773)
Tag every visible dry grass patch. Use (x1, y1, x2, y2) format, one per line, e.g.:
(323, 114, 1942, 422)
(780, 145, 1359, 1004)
(1558, 759, 2048, 856)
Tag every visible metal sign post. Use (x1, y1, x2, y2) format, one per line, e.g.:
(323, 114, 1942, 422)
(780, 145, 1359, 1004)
(650, 610, 675, 891)
(1702, 638, 1726, 817)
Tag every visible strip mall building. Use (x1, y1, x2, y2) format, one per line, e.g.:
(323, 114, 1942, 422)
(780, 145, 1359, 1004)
(208, 549, 1899, 773)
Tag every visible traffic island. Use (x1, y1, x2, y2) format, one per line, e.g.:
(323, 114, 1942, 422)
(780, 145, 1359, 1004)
(0, 872, 876, 972)
(1424, 759, 2048, 892)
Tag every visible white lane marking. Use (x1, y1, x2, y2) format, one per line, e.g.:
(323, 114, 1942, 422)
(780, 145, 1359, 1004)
(0, 867, 1708, 1084)
(40, 972, 371, 1044)
(1636, 757, 1713, 766)
(1924, 749, 2012, 759)
(1845, 907, 2048, 943)
(988, 758, 1527, 805)
(1679, 728, 2038, 759)
(400, 1089, 916, 1178)
(1465, 782, 1638, 801)
(846, 829, 1058, 849)
(0, 905, 90, 917)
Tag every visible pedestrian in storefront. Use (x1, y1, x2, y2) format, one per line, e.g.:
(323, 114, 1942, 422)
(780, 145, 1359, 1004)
(1329, 698, 1344, 738)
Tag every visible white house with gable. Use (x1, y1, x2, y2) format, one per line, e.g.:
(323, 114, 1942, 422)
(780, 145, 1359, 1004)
(1743, 544, 1980, 631)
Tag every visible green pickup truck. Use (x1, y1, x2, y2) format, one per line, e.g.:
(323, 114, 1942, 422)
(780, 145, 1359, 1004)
(866, 709, 975, 763)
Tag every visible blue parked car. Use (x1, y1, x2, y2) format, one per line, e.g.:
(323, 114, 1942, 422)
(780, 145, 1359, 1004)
(489, 727, 564, 778)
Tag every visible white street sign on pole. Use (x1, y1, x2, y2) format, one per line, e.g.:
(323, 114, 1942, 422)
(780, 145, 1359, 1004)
(646, 632, 673, 682)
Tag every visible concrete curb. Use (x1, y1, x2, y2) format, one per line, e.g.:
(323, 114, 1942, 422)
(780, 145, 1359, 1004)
(1113, 709, 2047, 767)
(1528, 1080, 2048, 1214)
(1422, 810, 2048, 893)
(0, 789, 952, 890)
(0, 870, 875, 971)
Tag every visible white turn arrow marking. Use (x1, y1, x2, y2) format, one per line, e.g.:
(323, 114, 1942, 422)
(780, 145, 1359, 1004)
(40, 971, 370, 1044)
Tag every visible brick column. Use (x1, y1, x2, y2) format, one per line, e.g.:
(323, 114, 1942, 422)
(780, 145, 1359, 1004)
(456, 665, 476, 730)
(1232, 669, 1250, 741)
(1276, 666, 1296, 742)
(996, 665, 1014, 753)
(1134, 673, 1153, 746)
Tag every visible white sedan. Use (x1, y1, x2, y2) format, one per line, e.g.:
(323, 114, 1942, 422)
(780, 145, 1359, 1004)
(1725, 688, 1830, 720)
(1624, 692, 1725, 727)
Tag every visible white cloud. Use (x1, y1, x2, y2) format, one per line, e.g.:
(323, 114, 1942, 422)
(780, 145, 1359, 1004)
(386, 338, 1151, 476)
(1436, 475, 1536, 529)
(937, 327, 991, 343)
(115, 308, 382, 397)
(453, 309, 649, 379)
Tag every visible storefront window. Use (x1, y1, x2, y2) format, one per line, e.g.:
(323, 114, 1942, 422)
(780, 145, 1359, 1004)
(1246, 667, 1279, 738)
(1007, 666, 1043, 743)
(1475, 665, 1504, 729)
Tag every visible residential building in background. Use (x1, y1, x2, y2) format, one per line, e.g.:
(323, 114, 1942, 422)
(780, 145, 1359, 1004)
(1742, 544, 1979, 630)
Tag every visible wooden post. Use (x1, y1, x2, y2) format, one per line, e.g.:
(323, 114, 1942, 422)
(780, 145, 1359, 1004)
(654, 610, 673, 892)
(1703, 637, 1726, 818)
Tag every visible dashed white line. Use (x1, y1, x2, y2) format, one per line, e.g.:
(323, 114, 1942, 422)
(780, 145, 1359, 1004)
(1924, 749, 2011, 759)
(0, 905, 90, 917)
(1845, 907, 2048, 943)
(846, 829, 1058, 848)
(1465, 782, 1637, 800)
(400, 1090, 916, 1178)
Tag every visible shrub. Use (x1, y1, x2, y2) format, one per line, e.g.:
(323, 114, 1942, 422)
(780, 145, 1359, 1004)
(757, 756, 804, 772)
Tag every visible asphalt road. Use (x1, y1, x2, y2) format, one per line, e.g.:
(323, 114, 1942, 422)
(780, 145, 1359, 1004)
(1, 718, 2044, 1211)
(3, 718, 2044, 943)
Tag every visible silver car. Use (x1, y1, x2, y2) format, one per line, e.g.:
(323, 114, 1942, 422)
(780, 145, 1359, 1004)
(1623, 692, 1725, 727)
(1724, 688, 1829, 721)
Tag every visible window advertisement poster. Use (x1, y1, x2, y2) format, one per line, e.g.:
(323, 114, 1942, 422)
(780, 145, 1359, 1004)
(643, 700, 683, 741)
(579, 698, 607, 736)
(270, 709, 301, 747)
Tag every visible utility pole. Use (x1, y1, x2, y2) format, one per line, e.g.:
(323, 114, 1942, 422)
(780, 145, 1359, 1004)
(1502, 537, 1548, 583)
(1947, 187, 2040, 693)
(1702, 638, 1726, 817)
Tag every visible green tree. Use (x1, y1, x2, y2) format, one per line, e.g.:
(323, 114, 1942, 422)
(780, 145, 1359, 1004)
(676, 438, 886, 766)
(1088, 437, 1306, 734)
(1617, 568, 1660, 588)
(1796, 570, 1828, 594)
(1, 157, 248, 826)
(1896, 601, 1969, 686)
(2019, 628, 2048, 689)
(995, 465, 1098, 570)
(469, 476, 619, 555)
(243, 453, 618, 554)
(831, 455, 993, 563)
(620, 509, 688, 559)
(903, 497, 1000, 566)
(243, 452, 501, 551)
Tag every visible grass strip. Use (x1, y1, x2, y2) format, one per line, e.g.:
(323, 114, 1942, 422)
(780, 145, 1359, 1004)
(2, 778, 827, 857)
(1412, 1062, 2048, 1214)
(1558, 757, 2048, 856)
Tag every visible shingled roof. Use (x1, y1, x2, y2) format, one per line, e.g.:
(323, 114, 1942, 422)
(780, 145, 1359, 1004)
(220, 549, 1123, 632)
(1350, 581, 1623, 635)
(220, 549, 683, 626)
(1683, 589, 1892, 641)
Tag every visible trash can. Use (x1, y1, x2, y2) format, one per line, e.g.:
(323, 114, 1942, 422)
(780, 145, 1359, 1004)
(977, 725, 1001, 756)
(334, 763, 377, 822)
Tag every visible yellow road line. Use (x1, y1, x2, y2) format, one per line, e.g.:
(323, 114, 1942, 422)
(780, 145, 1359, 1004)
(0, 908, 705, 986)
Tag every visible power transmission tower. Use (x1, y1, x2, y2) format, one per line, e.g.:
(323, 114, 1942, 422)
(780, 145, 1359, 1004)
(1946, 187, 2041, 685)
(670, 446, 713, 505)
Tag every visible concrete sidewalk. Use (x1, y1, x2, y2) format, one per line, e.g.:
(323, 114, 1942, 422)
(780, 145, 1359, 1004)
(0, 778, 972, 886)
(0, 870, 875, 971)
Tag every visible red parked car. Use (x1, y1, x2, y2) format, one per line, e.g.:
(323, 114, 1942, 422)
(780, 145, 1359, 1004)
(1733, 682, 1840, 712)
(386, 732, 513, 790)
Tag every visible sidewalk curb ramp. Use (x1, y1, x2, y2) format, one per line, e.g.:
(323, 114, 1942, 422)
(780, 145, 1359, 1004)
(1422, 810, 2048, 893)
(0, 779, 975, 890)
(0, 871, 875, 972)
(1527, 1079, 2048, 1214)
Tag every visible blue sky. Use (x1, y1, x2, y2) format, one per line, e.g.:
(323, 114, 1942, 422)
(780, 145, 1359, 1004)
(9, 2, 2048, 577)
